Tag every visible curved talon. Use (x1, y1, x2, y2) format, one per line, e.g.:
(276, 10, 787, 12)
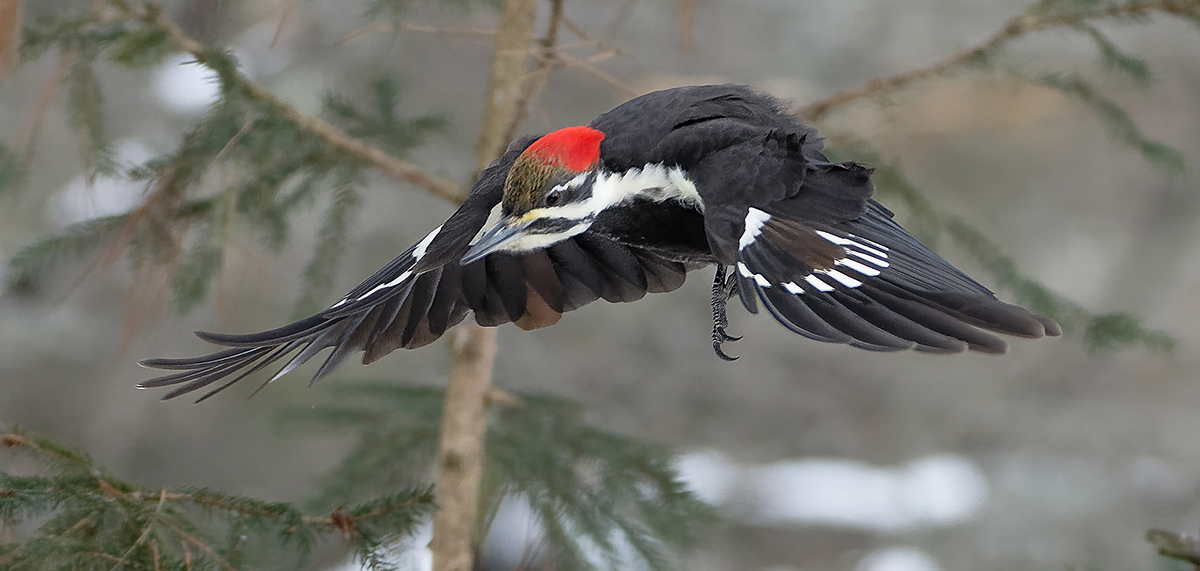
(713, 341, 739, 361)
(716, 326, 741, 342)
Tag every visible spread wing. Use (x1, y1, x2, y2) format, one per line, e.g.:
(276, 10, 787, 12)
(139, 138, 689, 402)
(685, 124, 1060, 354)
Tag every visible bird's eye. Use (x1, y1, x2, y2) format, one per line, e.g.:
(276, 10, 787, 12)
(545, 190, 562, 207)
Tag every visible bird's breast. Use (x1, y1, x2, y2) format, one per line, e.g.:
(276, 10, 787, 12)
(590, 197, 714, 263)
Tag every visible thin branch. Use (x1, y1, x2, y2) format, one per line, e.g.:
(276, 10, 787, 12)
(157, 518, 237, 571)
(340, 21, 497, 45)
(0, 0, 19, 81)
(558, 53, 637, 97)
(799, 0, 1200, 121)
(562, 16, 631, 58)
(128, 5, 463, 203)
(9, 52, 69, 165)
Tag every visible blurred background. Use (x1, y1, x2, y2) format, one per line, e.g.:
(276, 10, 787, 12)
(3, 0, 1200, 569)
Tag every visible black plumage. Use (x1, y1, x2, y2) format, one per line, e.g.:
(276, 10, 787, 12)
(140, 84, 1059, 401)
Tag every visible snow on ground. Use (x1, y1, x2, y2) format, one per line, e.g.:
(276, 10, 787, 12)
(677, 450, 987, 532)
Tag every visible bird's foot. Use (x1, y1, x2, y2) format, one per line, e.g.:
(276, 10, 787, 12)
(713, 338, 740, 361)
(711, 265, 741, 361)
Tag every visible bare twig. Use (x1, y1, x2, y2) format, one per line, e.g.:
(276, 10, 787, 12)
(562, 16, 630, 58)
(340, 21, 497, 45)
(129, 6, 463, 202)
(429, 0, 537, 569)
(674, 0, 696, 51)
(9, 50, 68, 167)
(270, 0, 296, 48)
(559, 52, 638, 97)
(799, 1, 1200, 122)
(157, 518, 237, 571)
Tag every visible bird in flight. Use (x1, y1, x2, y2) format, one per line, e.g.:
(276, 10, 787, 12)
(139, 84, 1061, 402)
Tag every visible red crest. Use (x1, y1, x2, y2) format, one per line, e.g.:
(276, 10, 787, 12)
(525, 126, 605, 172)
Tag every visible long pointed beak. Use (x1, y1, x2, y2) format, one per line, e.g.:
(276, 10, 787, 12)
(460, 217, 531, 265)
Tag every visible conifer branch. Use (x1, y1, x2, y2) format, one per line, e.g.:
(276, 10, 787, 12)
(2, 427, 437, 569)
(125, 3, 463, 203)
(1148, 528, 1200, 565)
(799, 0, 1200, 121)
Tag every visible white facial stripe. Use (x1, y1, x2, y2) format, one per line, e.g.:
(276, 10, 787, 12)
(783, 281, 805, 294)
(739, 208, 771, 250)
(526, 200, 598, 224)
(501, 222, 592, 252)
(820, 269, 862, 288)
(550, 172, 590, 193)
(413, 225, 442, 260)
(593, 163, 705, 212)
(805, 274, 834, 292)
(666, 167, 703, 210)
(836, 258, 881, 276)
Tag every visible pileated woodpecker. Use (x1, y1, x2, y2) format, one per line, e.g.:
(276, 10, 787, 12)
(139, 84, 1061, 402)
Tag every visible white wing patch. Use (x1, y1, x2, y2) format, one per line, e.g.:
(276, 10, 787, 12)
(804, 275, 834, 292)
(836, 257, 882, 276)
(816, 230, 889, 260)
(413, 225, 442, 260)
(738, 261, 771, 289)
(822, 269, 862, 288)
(328, 225, 442, 309)
(739, 208, 771, 250)
(739, 225, 889, 295)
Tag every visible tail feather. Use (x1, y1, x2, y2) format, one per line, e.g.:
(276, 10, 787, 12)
(138, 346, 263, 371)
(158, 348, 276, 401)
(138, 348, 271, 388)
(195, 315, 329, 348)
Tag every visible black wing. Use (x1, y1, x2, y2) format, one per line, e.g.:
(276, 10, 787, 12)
(733, 198, 1061, 354)
(699, 140, 1060, 353)
(614, 86, 1059, 352)
(138, 138, 689, 402)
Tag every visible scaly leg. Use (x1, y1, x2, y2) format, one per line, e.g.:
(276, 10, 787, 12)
(711, 265, 742, 361)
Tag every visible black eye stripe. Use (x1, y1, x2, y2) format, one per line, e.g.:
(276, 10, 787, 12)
(528, 217, 591, 234)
